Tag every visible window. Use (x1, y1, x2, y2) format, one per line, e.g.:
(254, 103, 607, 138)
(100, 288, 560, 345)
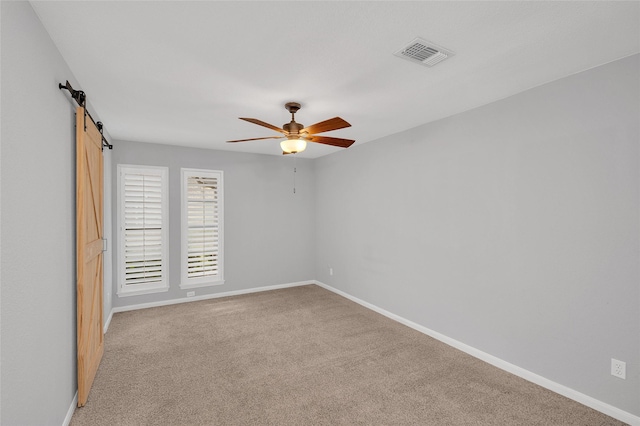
(117, 165, 169, 297)
(181, 168, 224, 289)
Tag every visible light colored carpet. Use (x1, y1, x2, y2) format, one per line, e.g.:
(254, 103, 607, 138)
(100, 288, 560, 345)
(71, 285, 626, 425)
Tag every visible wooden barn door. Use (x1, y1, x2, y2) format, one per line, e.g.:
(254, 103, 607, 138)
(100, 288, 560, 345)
(76, 106, 104, 407)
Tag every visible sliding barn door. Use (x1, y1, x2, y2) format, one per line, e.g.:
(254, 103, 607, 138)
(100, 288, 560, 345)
(76, 106, 104, 407)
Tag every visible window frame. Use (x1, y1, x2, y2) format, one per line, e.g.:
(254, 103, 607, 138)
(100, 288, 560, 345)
(116, 164, 170, 297)
(180, 168, 225, 289)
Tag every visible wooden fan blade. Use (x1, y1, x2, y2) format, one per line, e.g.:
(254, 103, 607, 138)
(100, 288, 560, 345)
(239, 118, 286, 134)
(282, 151, 293, 155)
(307, 135, 355, 148)
(227, 136, 284, 143)
(301, 117, 351, 135)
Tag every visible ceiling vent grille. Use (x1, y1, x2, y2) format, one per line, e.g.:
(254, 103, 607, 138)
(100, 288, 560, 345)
(394, 38, 454, 67)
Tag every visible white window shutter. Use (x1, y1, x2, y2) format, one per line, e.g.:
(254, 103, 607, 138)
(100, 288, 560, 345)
(181, 169, 224, 288)
(118, 165, 169, 296)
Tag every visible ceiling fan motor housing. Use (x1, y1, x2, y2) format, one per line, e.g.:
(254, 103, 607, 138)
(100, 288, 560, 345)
(283, 121, 303, 136)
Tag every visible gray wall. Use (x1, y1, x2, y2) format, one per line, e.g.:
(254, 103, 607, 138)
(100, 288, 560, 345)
(315, 54, 640, 415)
(110, 141, 316, 308)
(1, 2, 113, 423)
(2, 2, 79, 424)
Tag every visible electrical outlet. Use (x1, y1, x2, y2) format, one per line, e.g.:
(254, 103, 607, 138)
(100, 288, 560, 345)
(187, 291, 195, 297)
(329, 267, 333, 276)
(611, 359, 626, 379)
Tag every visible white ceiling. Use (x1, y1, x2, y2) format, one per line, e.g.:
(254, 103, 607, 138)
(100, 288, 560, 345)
(32, 1, 639, 158)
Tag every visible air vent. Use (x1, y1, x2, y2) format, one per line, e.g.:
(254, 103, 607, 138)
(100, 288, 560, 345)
(394, 38, 454, 68)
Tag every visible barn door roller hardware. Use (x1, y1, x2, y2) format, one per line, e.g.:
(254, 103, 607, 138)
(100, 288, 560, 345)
(58, 80, 113, 150)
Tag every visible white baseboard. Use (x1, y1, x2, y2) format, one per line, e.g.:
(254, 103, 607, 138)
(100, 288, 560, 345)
(103, 309, 114, 334)
(62, 391, 77, 426)
(109, 280, 314, 315)
(313, 281, 640, 426)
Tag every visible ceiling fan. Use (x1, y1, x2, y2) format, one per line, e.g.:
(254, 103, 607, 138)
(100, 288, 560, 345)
(227, 102, 355, 154)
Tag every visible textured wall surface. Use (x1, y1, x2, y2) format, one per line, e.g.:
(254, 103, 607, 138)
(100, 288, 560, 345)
(110, 141, 316, 308)
(315, 55, 639, 415)
(2, 2, 78, 424)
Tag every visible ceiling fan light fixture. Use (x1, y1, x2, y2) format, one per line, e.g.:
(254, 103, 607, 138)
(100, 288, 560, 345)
(281, 138, 307, 154)
(229, 102, 353, 153)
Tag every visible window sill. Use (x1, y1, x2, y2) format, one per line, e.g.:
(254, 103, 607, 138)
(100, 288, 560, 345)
(179, 280, 225, 290)
(117, 285, 169, 298)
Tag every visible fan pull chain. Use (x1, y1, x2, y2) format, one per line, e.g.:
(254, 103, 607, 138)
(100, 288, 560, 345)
(293, 157, 297, 194)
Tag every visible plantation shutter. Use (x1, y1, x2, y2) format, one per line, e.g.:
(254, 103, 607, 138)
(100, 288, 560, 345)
(186, 173, 222, 280)
(122, 170, 165, 286)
